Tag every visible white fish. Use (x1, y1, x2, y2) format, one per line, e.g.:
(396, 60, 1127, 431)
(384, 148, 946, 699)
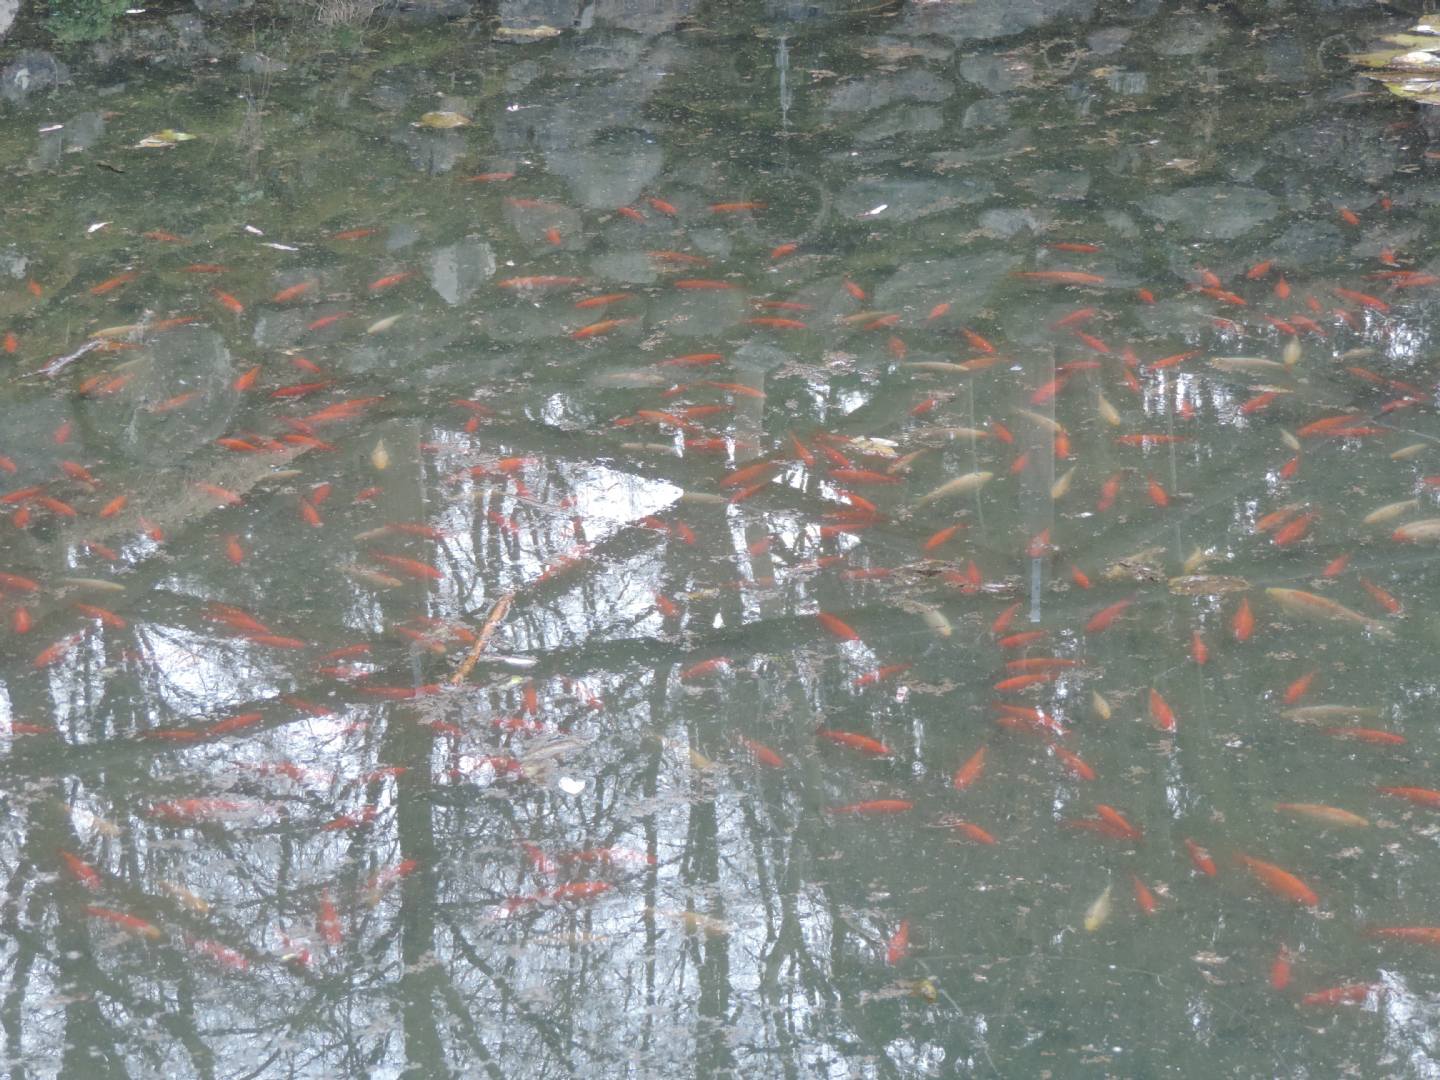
(1083, 883, 1113, 932)
(915, 470, 993, 507)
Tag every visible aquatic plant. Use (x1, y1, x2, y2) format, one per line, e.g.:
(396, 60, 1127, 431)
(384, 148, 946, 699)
(44, 0, 129, 41)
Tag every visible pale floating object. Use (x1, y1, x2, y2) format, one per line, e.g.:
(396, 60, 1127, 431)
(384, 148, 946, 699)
(557, 776, 586, 795)
(860, 203, 888, 217)
(1091, 690, 1112, 721)
(371, 438, 390, 471)
(915, 470, 993, 507)
(493, 24, 562, 42)
(1363, 499, 1419, 525)
(1391, 443, 1428, 460)
(1083, 883, 1113, 932)
(847, 436, 899, 458)
(1096, 391, 1121, 427)
(1168, 574, 1251, 596)
(366, 314, 402, 335)
(133, 129, 196, 148)
(414, 111, 472, 129)
(1282, 337, 1302, 368)
(1051, 465, 1076, 500)
(1392, 518, 1440, 542)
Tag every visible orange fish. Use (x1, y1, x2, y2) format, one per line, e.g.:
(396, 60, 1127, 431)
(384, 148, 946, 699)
(272, 280, 315, 303)
(1084, 598, 1133, 633)
(60, 850, 101, 890)
(1052, 745, 1095, 781)
(825, 799, 912, 815)
(1232, 597, 1255, 642)
(886, 920, 910, 964)
(738, 737, 784, 768)
(1152, 688, 1175, 731)
(1011, 271, 1105, 285)
(949, 820, 997, 845)
(572, 318, 634, 340)
(1269, 945, 1292, 990)
(1378, 786, 1440, 808)
(89, 271, 137, 296)
(85, 906, 162, 940)
(1301, 983, 1377, 1007)
(1237, 854, 1318, 906)
(368, 271, 414, 292)
(816, 728, 891, 757)
(211, 289, 245, 315)
(953, 747, 986, 791)
(1131, 874, 1158, 915)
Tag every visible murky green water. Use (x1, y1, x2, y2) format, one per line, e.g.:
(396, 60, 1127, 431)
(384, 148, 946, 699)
(3, 1, 1440, 1076)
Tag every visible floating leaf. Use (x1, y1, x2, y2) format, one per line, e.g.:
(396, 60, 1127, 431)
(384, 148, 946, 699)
(413, 111, 471, 130)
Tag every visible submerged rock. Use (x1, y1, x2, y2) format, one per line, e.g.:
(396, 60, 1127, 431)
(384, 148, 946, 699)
(1140, 184, 1280, 240)
(0, 0, 16, 44)
(1, 51, 70, 106)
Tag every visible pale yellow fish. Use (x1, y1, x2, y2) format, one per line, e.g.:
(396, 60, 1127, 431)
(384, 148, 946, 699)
(160, 880, 211, 915)
(1282, 337, 1302, 368)
(913, 602, 952, 639)
(366, 314, 403, 335)
(1210, 356, 1288, 374)
(1280, 428, 1300, 452)
(59, 577, 125, 593)
(1265, 587, 1393, 635)
(1393, 518, 1440, 542)
(900, 362, 973, 375)
(1181, 547, 1212, 575)
(679, 491, 728, 506)
(1364, 499, 1419, 525)
(1274, 803, 1369, 828)
(1091, 690, 1112, 721)
(342, 565, 405, 589)
(1083, 883, 1113, 932)
(371, 439, 390, 471)
(911, 426, 989, 442)
(414, 111, 471, 129)
(1051, 465, 1076, 500)
(688, 748, 715, 771)
(915, 470, 993, 507)
(1391, 443, 1428, 461)
(1015, 408, 1064, 434)
(1096, 391, 1121, 427)
(1282, 705, 1381, 723)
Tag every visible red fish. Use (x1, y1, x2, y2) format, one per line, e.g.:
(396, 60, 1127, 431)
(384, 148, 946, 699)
(886, 919, 910, 964)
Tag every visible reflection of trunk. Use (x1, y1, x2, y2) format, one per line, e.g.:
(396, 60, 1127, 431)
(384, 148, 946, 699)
(688, 781, 735, 1078)
(371, 420, 445, 1078)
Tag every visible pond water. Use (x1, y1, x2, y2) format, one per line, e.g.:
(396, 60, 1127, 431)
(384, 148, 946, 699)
(3, 0, 1440, 1076)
